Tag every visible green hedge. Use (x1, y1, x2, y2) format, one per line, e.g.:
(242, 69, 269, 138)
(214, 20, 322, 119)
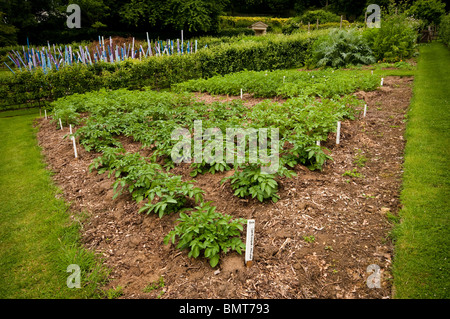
(0, 31, 325, 110)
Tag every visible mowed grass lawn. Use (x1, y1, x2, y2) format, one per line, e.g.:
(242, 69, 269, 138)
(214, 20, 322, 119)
(0, 109, 107, 298)
(392, 42, 450, 298)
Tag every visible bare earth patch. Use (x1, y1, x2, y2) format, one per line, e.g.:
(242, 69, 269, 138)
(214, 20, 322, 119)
(35, 76, 412, 299)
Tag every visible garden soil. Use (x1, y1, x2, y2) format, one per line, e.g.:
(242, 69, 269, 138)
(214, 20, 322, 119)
(36, 76, 413, 299)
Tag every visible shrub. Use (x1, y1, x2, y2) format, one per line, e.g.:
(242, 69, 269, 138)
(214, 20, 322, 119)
(440, 13, 450, 46)
(312, 29, 376, 68)
(363, 13, 420, 62)
(300, 9, 341, 24)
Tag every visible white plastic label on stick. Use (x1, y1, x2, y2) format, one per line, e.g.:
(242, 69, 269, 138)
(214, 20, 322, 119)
(364, 104, 367, 117)
(245, 219, 255, 267)
(72, 136, 78, 158)
(240, 88, 243, 99)
(381, 78, 384, 86)
(59, 118, 63, 130)
(336, 121, 341, 145)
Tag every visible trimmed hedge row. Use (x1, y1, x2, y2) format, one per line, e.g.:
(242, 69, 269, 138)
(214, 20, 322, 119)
(0, 31, 326, 110)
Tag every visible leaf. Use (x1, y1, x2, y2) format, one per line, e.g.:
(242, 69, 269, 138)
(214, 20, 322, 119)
(209, 254, 220, 268)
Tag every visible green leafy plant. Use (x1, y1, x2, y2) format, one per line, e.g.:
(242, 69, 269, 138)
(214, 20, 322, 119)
(363, 13, 420, 62)
(190, 160, 232, 177)
(164, 202, 246, 267)
(303, 235, 315, 243)
(143, 276, 165, 293)
(353, 149, 368, 168)
(138, 174, 204, 218)
(224, 164, 280, 203)
(312, 28, 376, 68)
(89, 148, 204, 218)
(342, 168, 363, 178)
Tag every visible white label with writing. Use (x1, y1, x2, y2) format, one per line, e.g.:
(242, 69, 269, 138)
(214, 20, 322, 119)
(245, 219, 255, 265)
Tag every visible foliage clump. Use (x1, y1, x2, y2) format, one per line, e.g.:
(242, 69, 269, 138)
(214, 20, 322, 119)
(311, 29, 376, 68)
(363, 12, 420, 63)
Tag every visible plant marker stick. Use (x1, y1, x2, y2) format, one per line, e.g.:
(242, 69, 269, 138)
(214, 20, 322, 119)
(44, 110, 47, 119)
(59, 118, 63, 130)
(381, 78, 384, 86)
(245, 220, 255, 267)
(72, 136, 78, 158)
(240, 89, 243, 99)
(363, 104, 367, 117)
(316, 141, 320, 146)
(147, 32, 152, 56)
(3, 62, 15, 74)
(336, 121, 341, 145)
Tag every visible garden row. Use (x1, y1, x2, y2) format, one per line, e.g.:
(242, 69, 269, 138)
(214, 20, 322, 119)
(173, 68, 380, 98)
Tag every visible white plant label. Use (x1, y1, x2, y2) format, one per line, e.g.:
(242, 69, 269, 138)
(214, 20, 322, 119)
(364, 104, 367, 117)
(245, 219, 255, 266)
(336, 121, 341, 145)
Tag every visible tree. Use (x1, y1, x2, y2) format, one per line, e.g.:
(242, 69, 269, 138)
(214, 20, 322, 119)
(408, 0, 446, 27)
(120, 0, 228, 33)
(0, 11, 18, 46)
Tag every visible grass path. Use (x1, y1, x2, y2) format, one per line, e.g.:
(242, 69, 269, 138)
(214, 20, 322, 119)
(0, 109, 107, 298)
(392, 42, 450, 298)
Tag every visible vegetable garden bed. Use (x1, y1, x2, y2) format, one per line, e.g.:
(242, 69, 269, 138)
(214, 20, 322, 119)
(35, 74, 412, 299)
